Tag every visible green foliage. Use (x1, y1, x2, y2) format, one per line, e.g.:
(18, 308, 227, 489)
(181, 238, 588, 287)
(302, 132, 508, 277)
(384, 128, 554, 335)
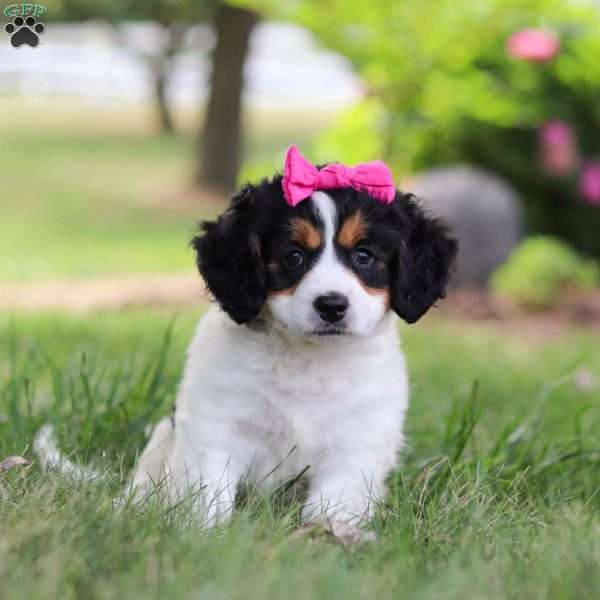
(312, 98, 385, 165)
(43, 0, 214, 23)
(440, 27, 600, 258)
(492, 236, 599, 307)
(235, 0, 580, 166)
(236, 0, 600, 256)
(1, 310, 599, 598)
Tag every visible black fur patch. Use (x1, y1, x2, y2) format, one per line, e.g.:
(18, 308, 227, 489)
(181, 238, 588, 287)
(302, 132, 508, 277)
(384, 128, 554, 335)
(192, 176, 323, 323)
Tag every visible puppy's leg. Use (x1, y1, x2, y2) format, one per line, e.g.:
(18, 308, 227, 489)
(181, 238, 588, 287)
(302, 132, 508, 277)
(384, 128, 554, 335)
(302, 457, 388, 525)
(171, 431, 249, 527)
(128, 416, 175, 501)
(127, 419, 246, 528)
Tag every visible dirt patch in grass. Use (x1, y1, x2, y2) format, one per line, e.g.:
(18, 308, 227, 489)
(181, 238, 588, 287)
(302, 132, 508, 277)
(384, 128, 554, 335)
(433, 289, 600, 339)
(2, 276, 599, 341)
(0, 274, 208, 313)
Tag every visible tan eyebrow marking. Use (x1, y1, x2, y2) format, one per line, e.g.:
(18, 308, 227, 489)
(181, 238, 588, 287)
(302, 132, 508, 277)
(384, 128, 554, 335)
(337, 211, 367, 249)
(290, 218, 322, 250)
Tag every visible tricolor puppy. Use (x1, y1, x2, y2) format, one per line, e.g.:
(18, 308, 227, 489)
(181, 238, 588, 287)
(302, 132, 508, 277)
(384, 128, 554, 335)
(130, 146, 457, 526)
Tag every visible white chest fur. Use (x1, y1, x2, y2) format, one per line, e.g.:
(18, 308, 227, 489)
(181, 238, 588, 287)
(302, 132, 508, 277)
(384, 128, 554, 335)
(174, 308, 409, 496)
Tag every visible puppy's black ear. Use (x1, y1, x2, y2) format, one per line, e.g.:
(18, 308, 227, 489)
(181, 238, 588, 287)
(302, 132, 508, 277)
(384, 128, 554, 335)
(390, 194, 458, 324)
(192, 185, 266, 324)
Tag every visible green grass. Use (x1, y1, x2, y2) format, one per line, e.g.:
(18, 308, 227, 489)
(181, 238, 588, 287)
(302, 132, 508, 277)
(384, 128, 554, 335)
(1, 127, 200, 281)
(1, 310, 599, 599)
(0, 100, 332, 282)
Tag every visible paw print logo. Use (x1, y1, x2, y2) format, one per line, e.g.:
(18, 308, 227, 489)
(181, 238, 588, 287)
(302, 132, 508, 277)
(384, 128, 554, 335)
(5, 16, 45, 48)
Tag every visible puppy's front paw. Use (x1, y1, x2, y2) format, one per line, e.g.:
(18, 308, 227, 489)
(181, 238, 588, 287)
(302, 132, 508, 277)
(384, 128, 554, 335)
(293, 517, 376, 550)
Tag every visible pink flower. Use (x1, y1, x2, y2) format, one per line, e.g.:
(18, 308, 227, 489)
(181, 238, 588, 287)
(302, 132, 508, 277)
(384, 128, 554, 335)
(506, 29, 560, 62)
(580, 161, 600, 205)
(539, 120, 578, 176)
(540, 120, 574, 146)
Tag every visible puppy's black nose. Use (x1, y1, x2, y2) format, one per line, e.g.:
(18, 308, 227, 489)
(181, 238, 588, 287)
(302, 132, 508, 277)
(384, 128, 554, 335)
(313, 293, 349, 323)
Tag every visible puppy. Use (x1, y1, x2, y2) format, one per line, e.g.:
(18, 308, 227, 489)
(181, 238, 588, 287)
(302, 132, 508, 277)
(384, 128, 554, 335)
(130, 166, 456, 527)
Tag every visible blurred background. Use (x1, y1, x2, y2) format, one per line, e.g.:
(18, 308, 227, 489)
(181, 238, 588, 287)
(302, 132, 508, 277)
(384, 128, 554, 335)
(3, 4, 600, 592)
(2, 0, 600, 324)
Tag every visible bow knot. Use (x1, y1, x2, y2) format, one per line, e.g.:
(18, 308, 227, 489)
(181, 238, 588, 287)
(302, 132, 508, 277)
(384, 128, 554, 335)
(282, 145, 396, 207)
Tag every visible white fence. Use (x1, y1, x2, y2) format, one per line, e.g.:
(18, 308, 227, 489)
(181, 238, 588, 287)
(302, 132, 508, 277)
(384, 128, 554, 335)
(0, 21, 362, 109)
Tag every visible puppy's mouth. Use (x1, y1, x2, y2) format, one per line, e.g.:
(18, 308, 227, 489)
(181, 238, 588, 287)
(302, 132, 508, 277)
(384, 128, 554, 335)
(312, 324, 348, 337)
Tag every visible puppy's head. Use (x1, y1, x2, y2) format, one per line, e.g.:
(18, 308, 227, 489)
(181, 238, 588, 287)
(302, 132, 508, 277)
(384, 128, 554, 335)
(193, 175, 457, 337)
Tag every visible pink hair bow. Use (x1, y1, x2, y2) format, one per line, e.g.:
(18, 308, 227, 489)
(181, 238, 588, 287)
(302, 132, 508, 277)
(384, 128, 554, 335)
(282, 145, 396, 207)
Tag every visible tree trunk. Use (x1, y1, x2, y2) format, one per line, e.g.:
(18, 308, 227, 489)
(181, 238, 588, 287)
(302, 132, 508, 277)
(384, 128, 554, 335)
(154, 68, 174, 134)
(197, 4, 259, 193)
(151, 23, 188, 135)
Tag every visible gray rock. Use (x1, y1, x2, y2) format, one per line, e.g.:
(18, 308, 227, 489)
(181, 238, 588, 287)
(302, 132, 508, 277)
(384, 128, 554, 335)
(406, 165, 523, 288)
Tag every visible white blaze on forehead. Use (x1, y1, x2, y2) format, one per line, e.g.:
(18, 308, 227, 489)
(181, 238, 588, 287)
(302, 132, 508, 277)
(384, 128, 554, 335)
(308, 191, 345, 279)
(310, 191, 337, 252)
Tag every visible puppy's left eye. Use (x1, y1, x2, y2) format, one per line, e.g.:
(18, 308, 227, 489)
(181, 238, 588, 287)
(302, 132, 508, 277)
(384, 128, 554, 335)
(284, 249, 305, 268)
(351, 247, 375, 268)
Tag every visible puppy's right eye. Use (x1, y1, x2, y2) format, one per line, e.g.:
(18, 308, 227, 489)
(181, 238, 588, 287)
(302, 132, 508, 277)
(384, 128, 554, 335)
(351, 247, 375, 269)
(284, 250, 304, 268)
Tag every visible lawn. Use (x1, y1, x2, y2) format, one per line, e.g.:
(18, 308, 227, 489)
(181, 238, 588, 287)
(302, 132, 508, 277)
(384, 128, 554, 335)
(0, 99, 332, 282)
(1, 97, 599, 599)
(1, 309, 599, 599)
